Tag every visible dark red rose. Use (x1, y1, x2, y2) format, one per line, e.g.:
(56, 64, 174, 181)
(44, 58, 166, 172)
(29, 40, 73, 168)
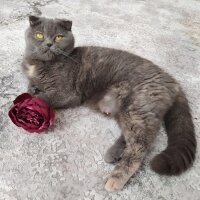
(8, 93, 55, 133)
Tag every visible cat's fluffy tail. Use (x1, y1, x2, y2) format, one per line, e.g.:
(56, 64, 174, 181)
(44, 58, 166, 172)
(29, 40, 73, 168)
(151, 89, 196, 175)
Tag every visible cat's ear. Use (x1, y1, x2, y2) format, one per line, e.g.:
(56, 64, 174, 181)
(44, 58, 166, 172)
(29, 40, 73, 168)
(29, 15, 41, 27)
(58, 20, 72, 31)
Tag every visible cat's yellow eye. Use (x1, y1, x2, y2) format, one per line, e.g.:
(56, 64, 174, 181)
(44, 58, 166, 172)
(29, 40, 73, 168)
(35, 32, 44, 41)
(54, 35, 64, 42)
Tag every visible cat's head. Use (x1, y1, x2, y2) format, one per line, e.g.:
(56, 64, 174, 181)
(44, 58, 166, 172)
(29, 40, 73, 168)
(25, 16, 75, 61)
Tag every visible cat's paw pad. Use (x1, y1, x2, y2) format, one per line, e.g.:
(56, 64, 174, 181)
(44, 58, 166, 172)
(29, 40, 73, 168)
(105, 176, 124, 192)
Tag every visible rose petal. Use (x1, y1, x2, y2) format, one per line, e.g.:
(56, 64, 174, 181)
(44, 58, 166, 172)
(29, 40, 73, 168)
(9, 106, 40, 133)
(8, 108, 22, 127)
(36, 125, 48, 133)
(8, 93, 55, 133)
(19, 118, 37, 131)
(33, 97, 49, 108)
(18, 105, 50, 132)
(13, 93, 32, 105)
(18, 108, 44, 132)
(49, 107, 55, 126)
(17, 99, 49, 121)
(40, 107, 55, 128)
(31, 98, 51, 121)
(18, 98, 36, 109)
(9, 108, 36, 132)
(35, 107, 54, 132)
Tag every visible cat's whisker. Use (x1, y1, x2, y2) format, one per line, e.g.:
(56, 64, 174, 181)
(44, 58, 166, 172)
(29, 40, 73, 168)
(31, 47, 46, 55)
(55, 48, 80, 64)
(31, 47, 39, 55)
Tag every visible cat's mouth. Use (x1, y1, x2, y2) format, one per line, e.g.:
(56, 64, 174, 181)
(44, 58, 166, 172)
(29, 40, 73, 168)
(41, 48, 56, 58)
(42, 48, 51, 54)
(38, 47, 55, 60)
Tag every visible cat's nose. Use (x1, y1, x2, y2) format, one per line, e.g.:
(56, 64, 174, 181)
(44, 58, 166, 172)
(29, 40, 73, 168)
(46, 43, 53, 47)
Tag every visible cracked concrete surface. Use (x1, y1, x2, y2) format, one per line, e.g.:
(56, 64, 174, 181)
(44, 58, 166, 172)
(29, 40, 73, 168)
(0, 0, 200, 199)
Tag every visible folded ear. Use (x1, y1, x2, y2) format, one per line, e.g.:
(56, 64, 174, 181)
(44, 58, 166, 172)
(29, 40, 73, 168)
(57, 20, 72, 31)
(29, 15, 41, 27)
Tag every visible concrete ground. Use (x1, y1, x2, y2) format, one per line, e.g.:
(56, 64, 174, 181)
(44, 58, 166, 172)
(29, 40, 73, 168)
(0, 0, 200, 199)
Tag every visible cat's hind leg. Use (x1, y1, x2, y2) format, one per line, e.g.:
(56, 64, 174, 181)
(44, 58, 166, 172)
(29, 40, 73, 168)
(105, 112, 160, 192)
(104, 135, 126, 163)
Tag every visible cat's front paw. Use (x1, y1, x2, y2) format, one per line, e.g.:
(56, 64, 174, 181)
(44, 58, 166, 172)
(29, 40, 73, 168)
(28, 85, 41, 95)
(34, 93, 52, 106)
(105, 175, 125, 192)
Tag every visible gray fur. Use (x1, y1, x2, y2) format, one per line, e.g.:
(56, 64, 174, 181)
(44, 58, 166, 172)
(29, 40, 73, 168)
(22, 16, 196, 192)
(25, 16, 74, 61)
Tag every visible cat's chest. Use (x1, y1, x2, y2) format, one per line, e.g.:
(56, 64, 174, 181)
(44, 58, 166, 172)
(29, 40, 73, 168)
(23, 63, 37, 79)
(24, 61, 71, 90)
(24, 62, 62, 79)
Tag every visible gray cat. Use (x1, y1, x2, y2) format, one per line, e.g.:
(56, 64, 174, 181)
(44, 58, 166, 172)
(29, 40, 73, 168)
(22, 16, 196, 192)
